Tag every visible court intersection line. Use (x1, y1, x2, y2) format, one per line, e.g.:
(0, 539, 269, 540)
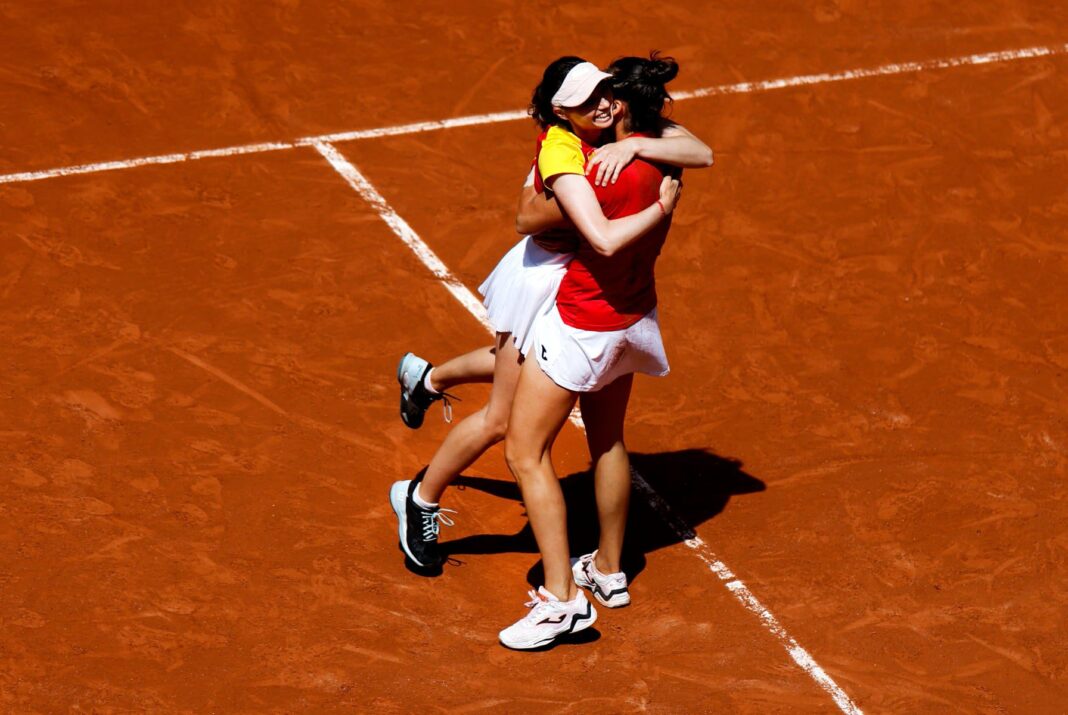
(3, 42, 1066, 186)
(313, 140, 864, 715)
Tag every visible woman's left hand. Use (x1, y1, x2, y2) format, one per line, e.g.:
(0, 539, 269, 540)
(586, 138, 639, 187)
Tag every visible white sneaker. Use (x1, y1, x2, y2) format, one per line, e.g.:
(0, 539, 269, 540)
(498, 587, 597, 650)
(572, 551, 630, 608)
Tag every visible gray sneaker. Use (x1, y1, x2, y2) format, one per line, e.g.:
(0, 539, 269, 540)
(397, 352, 445, 429)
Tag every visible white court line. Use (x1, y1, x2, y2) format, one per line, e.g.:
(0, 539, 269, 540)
(3, 42, 1066, 186)
(671, 42, 1068, 98)
(314, 141, 491, 324)
(313, 140, 864, 715)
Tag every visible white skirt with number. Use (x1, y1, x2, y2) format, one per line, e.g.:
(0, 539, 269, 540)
(533, 304, 670, 393)
(478, 236, 573, 357)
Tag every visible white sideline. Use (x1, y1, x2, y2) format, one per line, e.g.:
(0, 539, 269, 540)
(314, 140, 864, 715)
(2, 43, 1066, 186)
(671, 42, 1068, 99)
(313, 141, 491, 324)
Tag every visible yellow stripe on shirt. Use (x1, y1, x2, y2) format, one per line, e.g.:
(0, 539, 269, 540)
(538, 126, 586, 187)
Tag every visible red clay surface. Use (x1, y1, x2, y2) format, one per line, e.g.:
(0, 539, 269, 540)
(3, 2, 1068, 713)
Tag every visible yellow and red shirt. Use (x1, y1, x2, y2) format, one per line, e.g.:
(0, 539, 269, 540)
(556, 134, 678, 331)
(534, 125, 597, 195)
(529, 126, 675, 331)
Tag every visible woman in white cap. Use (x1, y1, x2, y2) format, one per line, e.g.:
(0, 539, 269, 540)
(389, 56, 710, 576)
(498, 52, 698, 649)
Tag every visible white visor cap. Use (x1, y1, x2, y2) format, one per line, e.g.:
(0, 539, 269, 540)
(551, 62, 614, 107)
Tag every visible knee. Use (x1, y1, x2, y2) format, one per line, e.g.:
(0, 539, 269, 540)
(504, 442, 539, 482)
(589, 438, 626, 464)
(481, 413, 508, 444)
(469, 404, 508, 445)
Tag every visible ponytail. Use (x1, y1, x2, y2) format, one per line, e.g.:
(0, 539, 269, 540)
(607, 51, 679, 135)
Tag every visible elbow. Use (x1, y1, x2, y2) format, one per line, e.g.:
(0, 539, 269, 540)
(586, 227, 619, 257)
(591, 242, 617, 258)
(701, 149, 714, 167)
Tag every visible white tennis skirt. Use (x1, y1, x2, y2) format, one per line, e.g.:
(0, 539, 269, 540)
(533, 304, 670, 393)
(478, 236, 573, 357)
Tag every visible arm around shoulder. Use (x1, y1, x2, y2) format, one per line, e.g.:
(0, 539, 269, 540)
(642, 122, 713, 167)
(549, 173, 679, 257)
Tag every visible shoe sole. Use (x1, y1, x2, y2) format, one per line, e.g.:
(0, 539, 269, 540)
(397, 353, 426, 430)
(396, 353, 411, 385)
(399, 395, 424, 429)
(389, 480, 428, 567)
(499, 602, 598, 650)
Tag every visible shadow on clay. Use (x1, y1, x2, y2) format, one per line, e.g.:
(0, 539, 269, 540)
(441, 448, 766, 588)
(510, 627, 601, 652)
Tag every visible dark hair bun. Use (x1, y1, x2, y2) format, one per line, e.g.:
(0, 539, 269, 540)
(645, 51, 679, 84)
(607, 50, 680, 134)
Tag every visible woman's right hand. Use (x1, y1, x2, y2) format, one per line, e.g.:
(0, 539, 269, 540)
(658, 175, 682, 215)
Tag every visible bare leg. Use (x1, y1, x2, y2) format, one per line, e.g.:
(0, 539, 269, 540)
(428, 345, 496, 392)
(419, 334, 522, 503)
(578, 375, 633, 575)
(505, 359, 578, 601)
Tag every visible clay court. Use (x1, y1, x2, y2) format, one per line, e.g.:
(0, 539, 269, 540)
(2, 2, 1068, 712)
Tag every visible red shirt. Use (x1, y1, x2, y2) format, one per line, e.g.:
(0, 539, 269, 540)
(555, 153, 675, 331)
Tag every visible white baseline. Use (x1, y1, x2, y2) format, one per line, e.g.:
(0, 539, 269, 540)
(313, 140, 864, 715)
(2, 43, 1066, 185)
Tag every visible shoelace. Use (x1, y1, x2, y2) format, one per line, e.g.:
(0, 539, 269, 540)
(439, 392, 459, 423)
(420, 507, 457, 542)
(521, 590, 561, 624)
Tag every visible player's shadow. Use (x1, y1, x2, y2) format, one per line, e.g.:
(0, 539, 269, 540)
(441, 448, 765, 587)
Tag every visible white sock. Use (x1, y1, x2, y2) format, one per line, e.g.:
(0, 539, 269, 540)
(422, 368, 440, 395)
(413, 483, 438, 510)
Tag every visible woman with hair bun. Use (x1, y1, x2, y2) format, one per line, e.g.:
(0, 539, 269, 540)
(498, 52, 705, 649)
(389, 55, 711, 588)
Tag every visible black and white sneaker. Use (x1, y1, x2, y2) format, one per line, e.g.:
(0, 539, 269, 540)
(389, 470, 455, 570)
(397, 353, 451, 429)
(572, 551, 631, 607)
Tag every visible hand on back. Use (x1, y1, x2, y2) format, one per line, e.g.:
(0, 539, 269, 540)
(658, 175, 682, 215)
(586, 138, 638, 187)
